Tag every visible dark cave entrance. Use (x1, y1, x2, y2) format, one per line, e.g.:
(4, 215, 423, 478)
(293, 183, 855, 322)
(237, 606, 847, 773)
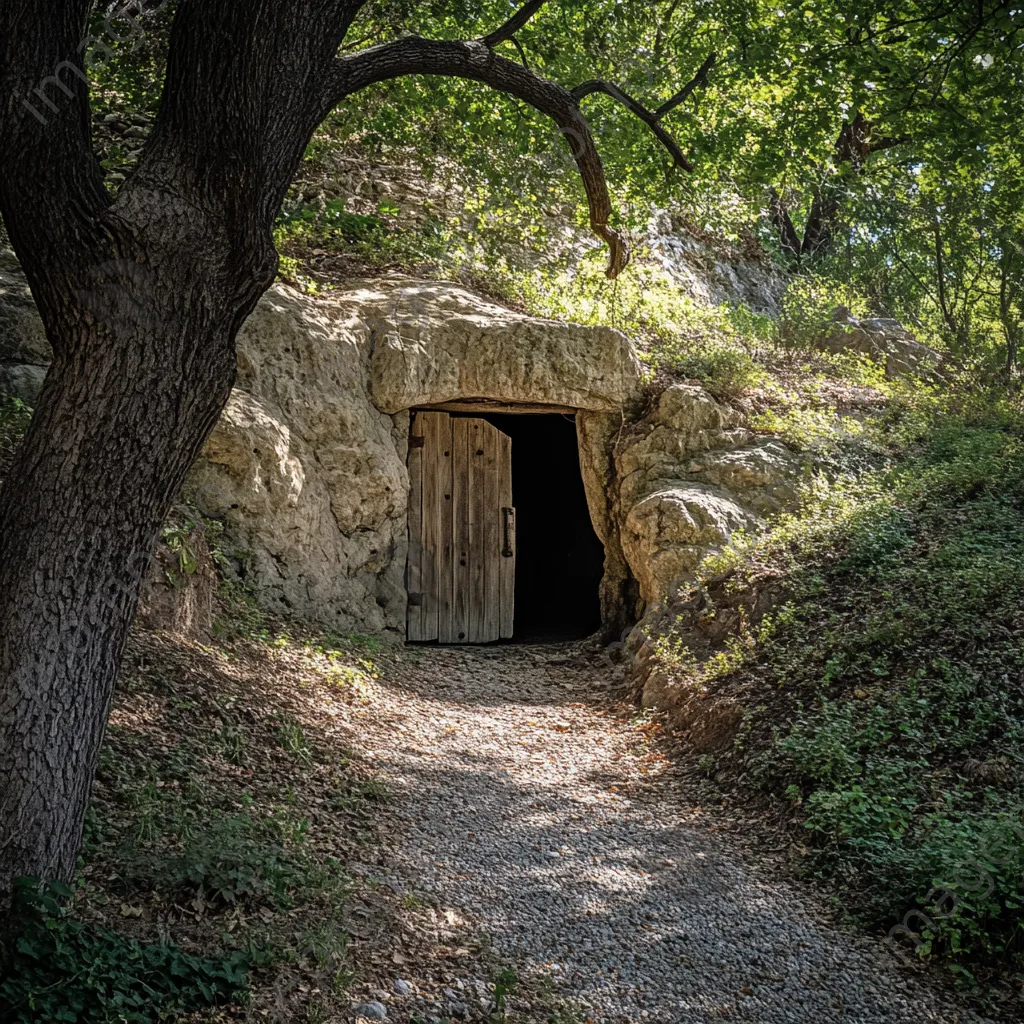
(482, 413, 604, 642)
(405, 406, 605, 645)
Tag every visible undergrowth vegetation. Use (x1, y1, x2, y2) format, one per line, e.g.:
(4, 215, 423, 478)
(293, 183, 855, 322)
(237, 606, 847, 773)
(272, 176, 894, 405)
(650, 392, 1024, 996)
(0, 576, 390, 1023)
(1, 880, 249, 1024)
(3, 0, 1021, 1018)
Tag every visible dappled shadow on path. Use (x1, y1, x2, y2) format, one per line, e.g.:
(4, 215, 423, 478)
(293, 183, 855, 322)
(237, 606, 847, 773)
(394, 639, 619, 709)
(368, 644, 983, 1024)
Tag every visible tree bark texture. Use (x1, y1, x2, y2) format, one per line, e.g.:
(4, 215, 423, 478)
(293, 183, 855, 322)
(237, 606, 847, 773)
(0, 0, 371, 899)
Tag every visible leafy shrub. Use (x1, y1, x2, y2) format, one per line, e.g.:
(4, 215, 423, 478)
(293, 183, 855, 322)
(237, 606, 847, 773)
(158, 506, 222, 584)
(273, 195, 449, 276)
(120, 804, 329, 911)
(656, 410, 1024, 980)
(0, 879, 249, 1023)
(212, 579, 273, 641)
(278, 197, 386, 245)
(777, 274, 870, 352)
(660, 344, 766, 400)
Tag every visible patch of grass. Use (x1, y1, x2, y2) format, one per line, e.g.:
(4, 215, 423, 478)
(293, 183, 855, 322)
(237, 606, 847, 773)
(87, 747, 344, 914)
(216, 715, 247, 765)
(275, 715, 315, 764)
(298, 917, 351, 971)
(74, 603, 401, 1020)
(128, 805, 334, 911)
(212, 578, 273, 642)
(401, 892, 427, 911)
(507, 249, 775, 398)
(273, 195, 451, 284)
(337, 631, 386, 655)
(663, 343, 767, 401)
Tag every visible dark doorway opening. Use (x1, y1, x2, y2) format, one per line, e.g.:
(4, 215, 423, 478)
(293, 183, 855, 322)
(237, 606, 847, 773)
(482, 413, 604, 642)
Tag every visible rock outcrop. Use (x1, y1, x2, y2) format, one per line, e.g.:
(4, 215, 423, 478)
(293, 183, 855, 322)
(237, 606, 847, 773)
(0, 259, 806, 644)
(615, 385, 805, 610)
(367, 281, 638, 414)
(187, 285, 411, 634)
(188, 279, 641, 634)
(609, 385, 806, 728)
(646, 211, 788, 314)
(821, 310, 941, 377)
(0, 266, 648, 635)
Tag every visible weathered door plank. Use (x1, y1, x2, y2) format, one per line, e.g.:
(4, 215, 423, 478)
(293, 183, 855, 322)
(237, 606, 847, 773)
(481, 422, 501, 643)
(446, 417, 471, 643)
(468, 420, 489, 642)
(408, 413, 513, 644)
(420, 412, 451, 641)
(433, 412, 455, 640)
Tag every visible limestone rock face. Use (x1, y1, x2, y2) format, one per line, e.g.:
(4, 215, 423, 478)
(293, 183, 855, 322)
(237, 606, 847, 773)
(0, 257, 808, 648)
(0, 265, 646, 636)
(187, 277, 642, 635)
(616, 386, 752, 510)
(622, 487, 757, 605)
(614, 383, 805, 724)
(821, 313, 941, 378)
(646, 211, 788, 314)
(615, 384, 805, 608)
(684, 440, 804, 516)
(187, 284, 410, 635)
(367, 280, 639, 414)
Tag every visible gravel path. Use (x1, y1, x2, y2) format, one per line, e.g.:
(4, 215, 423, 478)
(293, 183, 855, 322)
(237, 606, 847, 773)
(358, 642, 987, 1024)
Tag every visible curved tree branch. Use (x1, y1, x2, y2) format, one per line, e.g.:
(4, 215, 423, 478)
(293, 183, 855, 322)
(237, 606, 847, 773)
(654, 50, 717, 119)
(481, 0, 548, 49)
(768, 188, 802, 265)
(509, 36, 531, 69)
(324, 37, 629, 277)
(569, 52, 716, 173)
(571, 80, 693, 171)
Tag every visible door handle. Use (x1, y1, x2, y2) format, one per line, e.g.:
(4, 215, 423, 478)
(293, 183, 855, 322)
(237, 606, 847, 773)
(502, 507, 515, 558)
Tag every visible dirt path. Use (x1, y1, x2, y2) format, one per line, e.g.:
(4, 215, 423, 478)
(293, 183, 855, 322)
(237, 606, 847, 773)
(347, 643, 986, 1024)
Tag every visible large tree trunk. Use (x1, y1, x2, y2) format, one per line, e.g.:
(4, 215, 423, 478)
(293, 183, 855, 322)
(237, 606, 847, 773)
(0, 249, 253, 895)
(0, 0, 328, 898)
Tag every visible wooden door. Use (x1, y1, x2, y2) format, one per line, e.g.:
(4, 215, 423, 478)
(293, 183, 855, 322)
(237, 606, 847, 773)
(406, 412, 514, 642)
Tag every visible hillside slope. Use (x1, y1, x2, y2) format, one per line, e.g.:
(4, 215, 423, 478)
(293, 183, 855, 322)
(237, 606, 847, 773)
(638, 402, 1024, 1010)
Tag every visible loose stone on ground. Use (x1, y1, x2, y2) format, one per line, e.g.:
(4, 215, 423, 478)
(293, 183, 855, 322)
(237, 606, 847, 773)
(351, 643, 989, 1024)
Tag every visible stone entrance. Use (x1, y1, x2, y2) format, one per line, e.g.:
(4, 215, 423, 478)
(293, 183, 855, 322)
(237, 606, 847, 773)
(0, 265, 807, 647)
(183, 277, 641, 639)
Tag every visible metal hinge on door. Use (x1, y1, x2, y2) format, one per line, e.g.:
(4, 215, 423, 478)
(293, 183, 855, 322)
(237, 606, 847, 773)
(502, 507, 516, 558)
(409, 435, 425, 448)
